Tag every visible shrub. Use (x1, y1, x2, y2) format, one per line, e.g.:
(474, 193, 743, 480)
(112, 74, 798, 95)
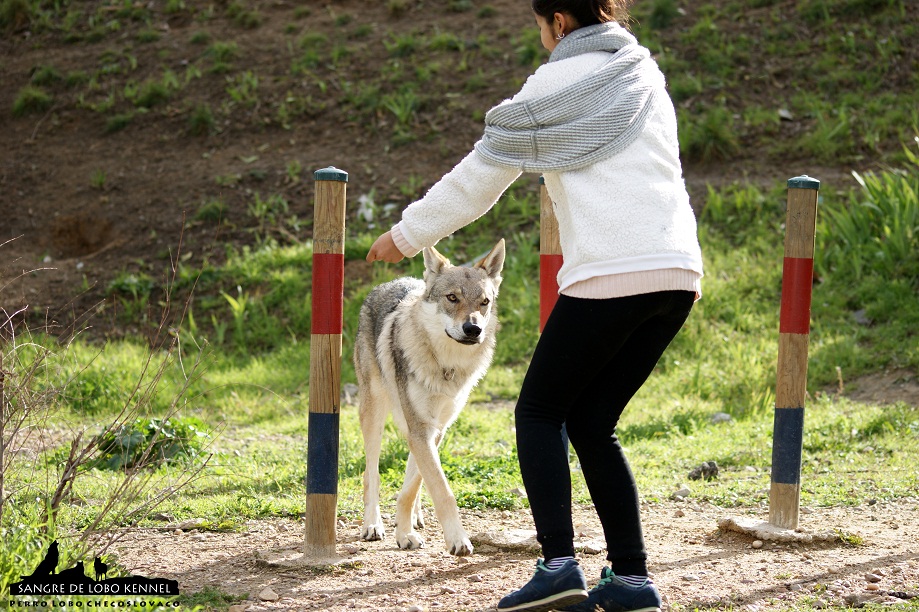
(649, 0, 681, 29)
(135, 80, 170, 108)
(90, 417, 210, 470)
(816, 140, 919, 282)
(190, 30, 210, 45)
(31, 65, 62, 86)
(107, 271, 155, 298)
(188, 103, 215, 136)
(678, 103, 740, 163)
(195, 198, 226, 222)
(12, 85, 52, 116)
(0, 0, 31, 29)
(105, 112, 133, 133)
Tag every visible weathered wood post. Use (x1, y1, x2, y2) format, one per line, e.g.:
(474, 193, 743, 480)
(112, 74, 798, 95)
(539, 176, 563, 333)
(769, 175, 820, 529)
(539, 176, 570, 453)
(304, 166, 347, 560)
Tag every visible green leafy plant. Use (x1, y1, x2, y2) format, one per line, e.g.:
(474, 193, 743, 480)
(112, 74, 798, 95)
(188, 102, 215, 136)
(195, 198, 227, 223)
(816, 139, 919, 282)
(12, 85, 52, 116)
(0, 0, 31, 29)
(31, 65, 62, 86)
(226, 70, 259, 108)
(134, 79, 170, 108)
(226, 1, 261, 28)
(107, 271, 155, 298)
(678, 103, 740, 163)
(105, 112, 133, 133)
(90, 168, 107, 190)
(90, 417, 210, 470)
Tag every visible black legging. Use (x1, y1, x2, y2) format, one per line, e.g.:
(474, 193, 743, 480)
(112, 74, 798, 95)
(515, 290, 695, 576)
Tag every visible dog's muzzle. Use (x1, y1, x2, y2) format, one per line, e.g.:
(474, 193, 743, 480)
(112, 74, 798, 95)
(462, 322, 482, 338)
(448, 322, 483, 345)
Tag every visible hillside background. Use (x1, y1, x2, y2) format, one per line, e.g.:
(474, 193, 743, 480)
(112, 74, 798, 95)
(2, 0, 917, 336)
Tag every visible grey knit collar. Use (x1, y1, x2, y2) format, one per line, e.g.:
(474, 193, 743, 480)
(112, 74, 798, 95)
(475, 22, 661, 173)
(549, 22, 638, 63)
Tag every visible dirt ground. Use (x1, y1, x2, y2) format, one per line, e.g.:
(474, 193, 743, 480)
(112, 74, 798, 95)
(111, 496, 919, 611)
(0, 0, 869, 340)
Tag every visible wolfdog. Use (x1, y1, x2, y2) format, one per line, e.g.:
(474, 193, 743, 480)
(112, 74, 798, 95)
(354, 239, 505, 556)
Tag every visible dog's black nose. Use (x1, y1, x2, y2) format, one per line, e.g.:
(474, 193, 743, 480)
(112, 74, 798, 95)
(462, 322, 481, 338)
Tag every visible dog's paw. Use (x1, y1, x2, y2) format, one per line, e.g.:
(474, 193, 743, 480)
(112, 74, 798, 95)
(396, 532, 424, 550)
(412, 510, 425, 530)
(361, 523, 385, 541)
(447, 537, 474, 557)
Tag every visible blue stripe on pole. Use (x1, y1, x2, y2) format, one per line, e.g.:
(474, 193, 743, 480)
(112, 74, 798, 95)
(306, 412, 339, 495)
(771, 407, 804, 485)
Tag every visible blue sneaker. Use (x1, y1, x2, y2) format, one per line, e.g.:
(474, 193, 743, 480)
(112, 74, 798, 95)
(497, 558, 588, 611)
(560, 567, 662, 612)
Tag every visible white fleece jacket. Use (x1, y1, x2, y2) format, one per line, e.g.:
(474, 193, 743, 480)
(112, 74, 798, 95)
(392, 49, 703, 299)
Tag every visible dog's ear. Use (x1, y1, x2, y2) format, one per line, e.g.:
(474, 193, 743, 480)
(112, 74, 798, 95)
(476, 238, 505, 282)
(423, 246, 451, 278)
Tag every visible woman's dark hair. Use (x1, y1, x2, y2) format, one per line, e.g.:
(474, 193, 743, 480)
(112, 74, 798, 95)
(531, 0, 630, 28)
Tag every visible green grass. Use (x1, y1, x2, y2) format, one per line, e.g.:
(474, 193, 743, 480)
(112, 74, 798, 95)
(12, 85, 52, 116)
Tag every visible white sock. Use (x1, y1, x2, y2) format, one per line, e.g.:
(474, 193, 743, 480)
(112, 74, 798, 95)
(616, 574, 650, 587)
(544, 556, 574, 570)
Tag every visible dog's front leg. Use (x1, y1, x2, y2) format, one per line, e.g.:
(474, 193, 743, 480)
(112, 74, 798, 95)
(403, 453, 425, 530)
(403, 430, 473, 556)
(359, 391, 387, 542)
(394, 452, 425, 550)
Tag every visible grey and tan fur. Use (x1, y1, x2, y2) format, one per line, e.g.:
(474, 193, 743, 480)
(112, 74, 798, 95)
(354, 239, 505, 556)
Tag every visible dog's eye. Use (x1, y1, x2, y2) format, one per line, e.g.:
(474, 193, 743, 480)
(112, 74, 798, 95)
(446, 293, 459, 303)
(481, 298, 490, 306)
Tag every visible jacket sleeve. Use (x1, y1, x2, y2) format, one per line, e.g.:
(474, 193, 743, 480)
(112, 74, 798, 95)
(391, 149, 522, 257)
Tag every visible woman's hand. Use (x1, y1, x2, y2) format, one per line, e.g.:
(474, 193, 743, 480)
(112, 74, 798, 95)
(366, 231, 405, 263)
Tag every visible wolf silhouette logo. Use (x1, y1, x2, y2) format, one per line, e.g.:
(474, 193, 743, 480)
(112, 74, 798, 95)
(11, 540, 180, 597)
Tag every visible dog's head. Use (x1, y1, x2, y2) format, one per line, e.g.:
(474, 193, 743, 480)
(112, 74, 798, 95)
(422, 239, 505, 346)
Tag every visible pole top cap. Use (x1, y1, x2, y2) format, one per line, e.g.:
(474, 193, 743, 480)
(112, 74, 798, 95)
(787, 175, 820, 190)
(314, 166, 349, 182)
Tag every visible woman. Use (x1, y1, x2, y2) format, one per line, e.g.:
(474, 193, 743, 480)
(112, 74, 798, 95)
(367, 1, 702, 610)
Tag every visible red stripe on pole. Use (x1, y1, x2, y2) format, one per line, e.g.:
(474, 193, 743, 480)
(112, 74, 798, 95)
(539, 254, 563, 332)
(312, 253, 344, 334)
(779, 257, 814, 335)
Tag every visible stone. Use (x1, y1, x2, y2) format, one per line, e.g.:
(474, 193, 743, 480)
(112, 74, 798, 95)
(258, 587, 280, 602)
(472, 529, 539, 552)
(688, 461, 719, 480)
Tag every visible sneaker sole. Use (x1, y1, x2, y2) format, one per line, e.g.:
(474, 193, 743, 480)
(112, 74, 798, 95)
(497, 589, 589, 612)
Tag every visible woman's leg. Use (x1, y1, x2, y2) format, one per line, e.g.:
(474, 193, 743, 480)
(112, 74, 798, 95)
(564, 291, 694, 575)
(515, 291, 694, 565)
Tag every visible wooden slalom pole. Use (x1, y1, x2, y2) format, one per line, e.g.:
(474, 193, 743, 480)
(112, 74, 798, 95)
(539, 176, 563, 333)
(769, 175, 820, 530)
(304, 166, 347, 560)
(539, 176, 571, 454)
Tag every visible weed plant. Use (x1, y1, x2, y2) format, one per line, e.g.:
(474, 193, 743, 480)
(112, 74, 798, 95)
(1, 247, 213, 588)
(12, 85, 52, 116)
